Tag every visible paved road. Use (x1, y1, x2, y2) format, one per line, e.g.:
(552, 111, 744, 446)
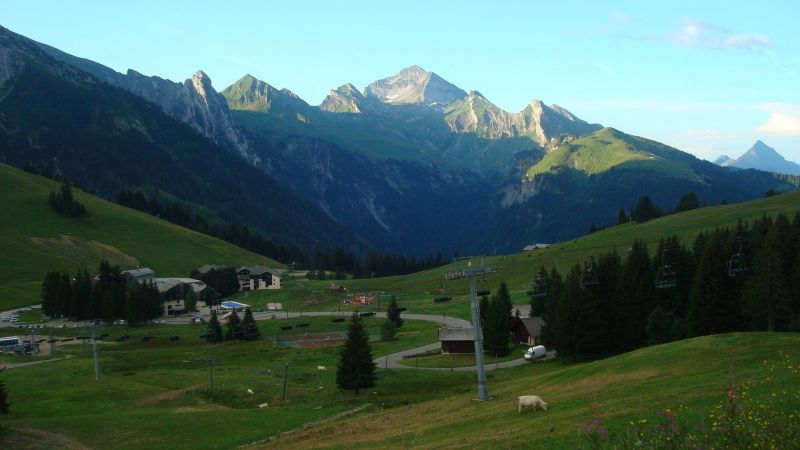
(1, 306, 545, 371)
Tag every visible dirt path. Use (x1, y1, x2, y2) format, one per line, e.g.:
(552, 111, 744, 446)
(135, 384, 203, 406)
(11, 427, 92, 450)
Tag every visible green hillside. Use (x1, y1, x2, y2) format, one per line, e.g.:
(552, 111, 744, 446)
(262, 332, 799, 449)
(234, 189, 800, 321)
(0, 164, 279, 309)
(527, 127, 700, 180)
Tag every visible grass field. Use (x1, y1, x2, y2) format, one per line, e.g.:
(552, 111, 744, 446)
(230, 190, 800, 322)
(257, 332, 800, 449)
(2, 318, 797, 449)
(0, 317, 449, 449)
(0, 164, 279, 310)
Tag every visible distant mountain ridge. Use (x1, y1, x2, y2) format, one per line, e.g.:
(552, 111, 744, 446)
(717, 140, 800, 176)
(0, 25, 363, 256)
(3, 24, 796, 255)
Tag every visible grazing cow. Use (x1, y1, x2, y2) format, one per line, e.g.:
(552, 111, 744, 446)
(258, 402, 269, 409)
(518, 395, 549, 414)
(247, 388, 254, 395)
(317, 365, 327, 372)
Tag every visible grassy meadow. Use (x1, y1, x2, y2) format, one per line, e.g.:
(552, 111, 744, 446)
(0, 164, 279, 310)
(230, 189, 800, 322)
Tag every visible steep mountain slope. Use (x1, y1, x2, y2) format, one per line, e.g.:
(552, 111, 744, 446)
(719, 140, 800, 175)
(34, 40, 255, 163)
(0, 164, 279, 309)
(484, 128, 796, 252)
(220, 74, 312, 117)
(0, 25, 362, 255)
(8, 28, 797, 256)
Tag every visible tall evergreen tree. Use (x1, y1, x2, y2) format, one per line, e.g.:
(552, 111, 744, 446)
(617, 208, 628, 225)
(688, 230, 741, 336)
(241, 307, 260, 340)
(483, 281, 513, 357)
(386, 296, 404, 328)
(742, 225, 789, 331)
(225, 310, 242, 341)
(206, 310, 224, 343)
(675, 192, 700, 213)
(613, 240, 653, 352)
(41, 271, 60, 316)
(336, 315, 376, 394)
(631, 196, 662, 223)
(478, 295, 489, 330)
(553, 265, 583, 360)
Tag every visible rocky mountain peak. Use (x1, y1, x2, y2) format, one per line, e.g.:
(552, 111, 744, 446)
(320, 83, 368, 113)
(364, 65, 466, 108)
(716, 140, 800, 175)
(220, 74, 308, 115)
(191, 70, 214, 104)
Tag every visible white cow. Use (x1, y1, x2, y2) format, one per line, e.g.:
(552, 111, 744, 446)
(317, 365, 327, 372)
(518, 395, 548, 414)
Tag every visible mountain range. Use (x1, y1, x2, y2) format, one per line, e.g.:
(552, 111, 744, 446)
(1, 24, 796, 257)
(714, 140, 800, 176)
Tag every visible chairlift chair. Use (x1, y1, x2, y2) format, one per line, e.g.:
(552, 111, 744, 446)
(654, 265, 677, 289)
(527, 275, 547, 298)
(728, 251, 747, 277)
(580, 265, 599, 289)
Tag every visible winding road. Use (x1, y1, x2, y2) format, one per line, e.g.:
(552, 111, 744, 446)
(1, 308, 543, 371)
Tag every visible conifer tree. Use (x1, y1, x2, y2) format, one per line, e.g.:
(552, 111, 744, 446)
(336, 315, 376, 394)
(617, 208, 628, 225)
(241, 307, 260, 340)
(226, 310, 242, 341)
(742, 226, 789, 331)
(613, 240, 652, 352)
(386, 296, 404, 328)
(207, 310, 223, 343)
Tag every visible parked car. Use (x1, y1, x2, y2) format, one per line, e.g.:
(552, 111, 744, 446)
(524, 345, 547, 361)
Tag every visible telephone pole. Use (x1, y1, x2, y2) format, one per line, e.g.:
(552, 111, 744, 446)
(445, 257, 498, 401)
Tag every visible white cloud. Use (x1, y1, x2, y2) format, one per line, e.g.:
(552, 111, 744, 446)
(757, 104, 800, 136)
(723, 33, 771, 51)
(631, 17, 771, 53)
(668, 18, 727, 48)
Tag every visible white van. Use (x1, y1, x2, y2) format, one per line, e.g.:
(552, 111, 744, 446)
(524, 345, 547, 361)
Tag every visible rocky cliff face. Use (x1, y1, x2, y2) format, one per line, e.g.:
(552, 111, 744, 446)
(444, 92, 601, 149)
(31, 36, 256, 164)
(320, 83, 367, 113)
(364, 65, 467, 108)
(117, 70, 257, 164)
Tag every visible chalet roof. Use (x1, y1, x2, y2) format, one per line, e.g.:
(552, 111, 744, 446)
(438, 327, 482, 342)
(513, 317, 546, 337)
(121, 267, 155, 278)
(522, 243, 552, 252)
(197, 264, 226, 274)
(238, 265, 283, 278)
(153, 278, 205, 294)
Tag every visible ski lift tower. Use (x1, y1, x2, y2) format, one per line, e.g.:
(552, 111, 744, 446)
(444, 256, 498, 401)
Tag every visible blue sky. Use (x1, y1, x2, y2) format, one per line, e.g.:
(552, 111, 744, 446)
(4, 0, 800, 161)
